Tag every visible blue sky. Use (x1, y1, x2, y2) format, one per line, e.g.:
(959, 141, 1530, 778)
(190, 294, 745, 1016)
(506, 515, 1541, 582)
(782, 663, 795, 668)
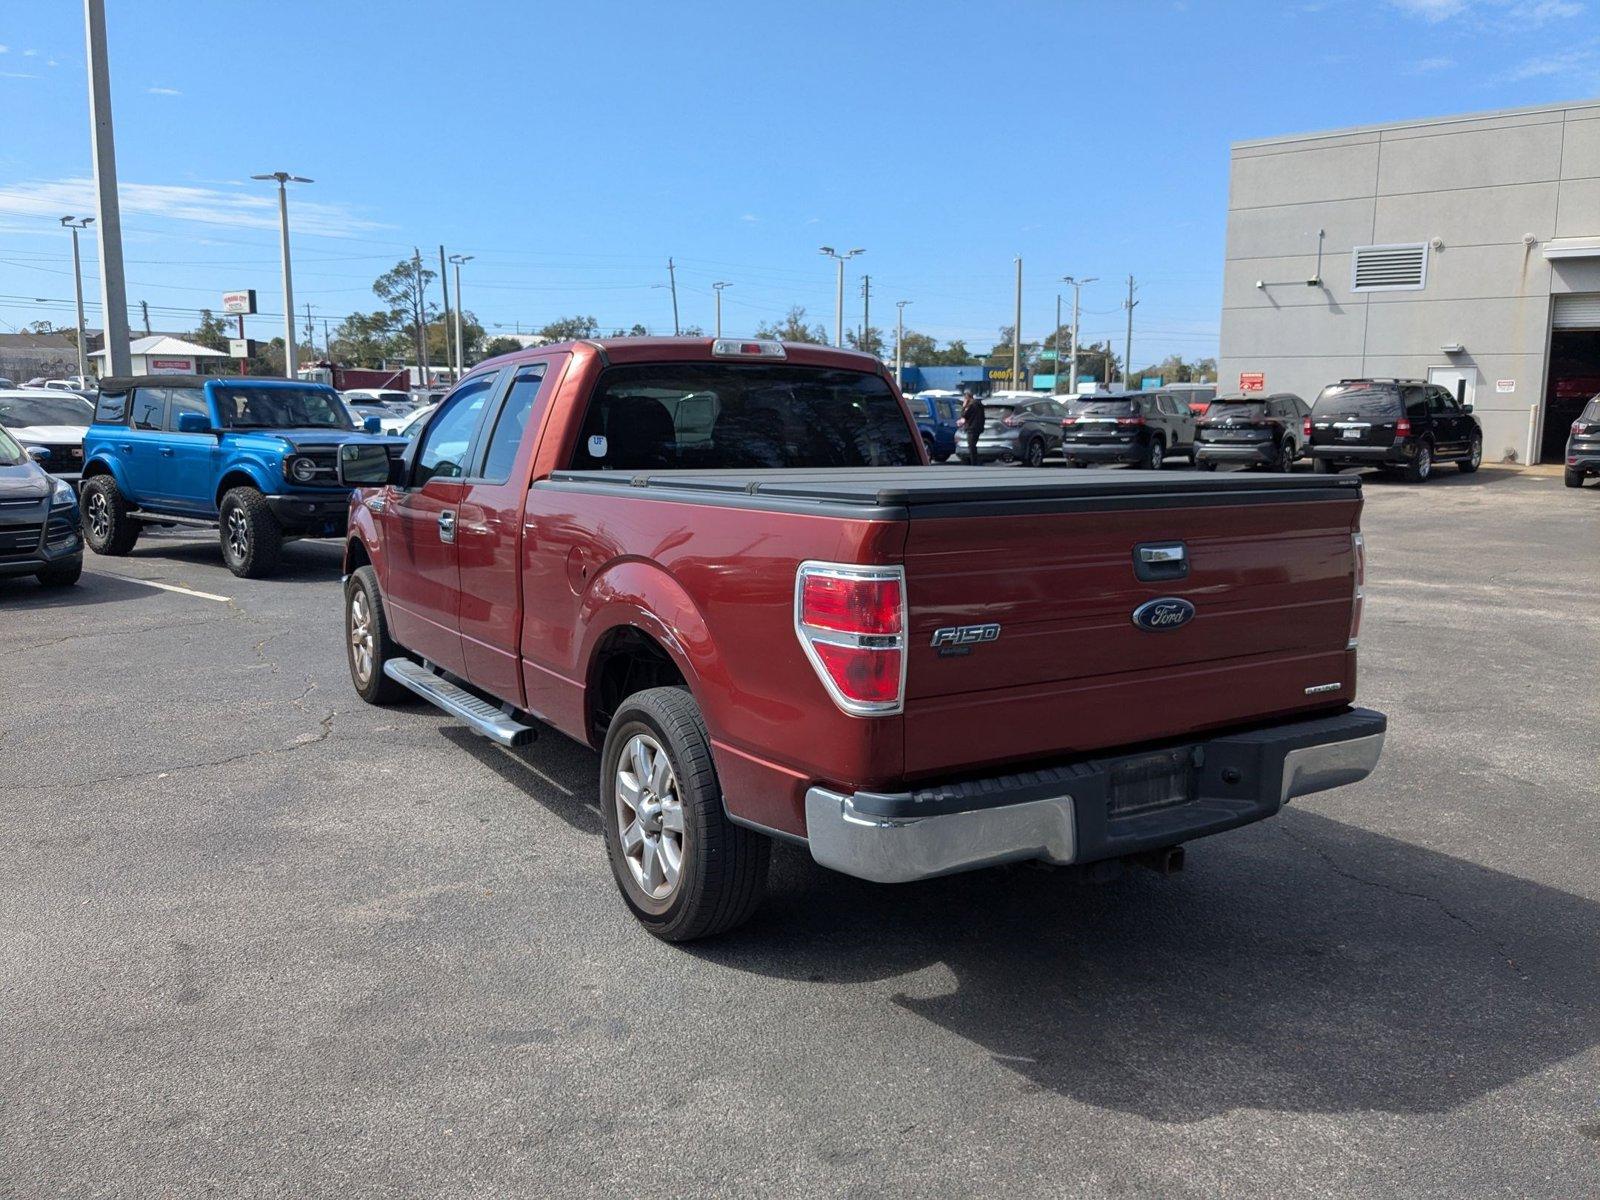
(1, 0, 1596, 365)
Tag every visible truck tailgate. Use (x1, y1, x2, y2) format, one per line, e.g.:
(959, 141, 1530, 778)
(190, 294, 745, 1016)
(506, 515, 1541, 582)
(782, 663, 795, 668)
(894, 471, 1362, 777)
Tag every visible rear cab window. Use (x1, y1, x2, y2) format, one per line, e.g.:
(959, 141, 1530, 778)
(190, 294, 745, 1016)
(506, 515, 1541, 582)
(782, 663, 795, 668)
(1312, 384, 1403, 420)
(94, 389, 129, 424)
(568, 362, 918, 470)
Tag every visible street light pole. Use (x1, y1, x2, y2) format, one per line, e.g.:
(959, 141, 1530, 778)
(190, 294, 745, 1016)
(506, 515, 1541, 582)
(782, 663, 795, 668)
(449, 254, 473, 373)
(819, 246, 864, 348)
(1012, 256, 1022, 391)
(895, 299, 911, 390)
(60, 216, 94, 381)
(83, 0, 130, 378)
(711, 281, 730, 337)
(437, 245, 454, 380)
(1053, 293, 1062, 395)
(251, 171, 312, 379)
(666, 257, 680, 335)
(1061, 275, 1097, 395)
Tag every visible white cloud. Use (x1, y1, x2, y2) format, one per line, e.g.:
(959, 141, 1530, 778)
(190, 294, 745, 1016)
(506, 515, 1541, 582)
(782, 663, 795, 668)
(1508, 0, 1584, 19)
(146, 86, 181, 96)
(1391, 0, 1584, 20)
(0, 71, 39, 80)
(21, 48, 37, 57)
(1502, 46, 1595, 78)
(0, 45, 9, 54)
(0, 176, 392, 238)
(740, 213, 759, 222)
(1408, 55, 1457, 72)
(1388, 0, 1466, 19)
(46, 59, 59, 68)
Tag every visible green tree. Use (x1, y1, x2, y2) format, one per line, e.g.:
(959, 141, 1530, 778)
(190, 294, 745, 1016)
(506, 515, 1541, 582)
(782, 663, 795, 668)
(373, 258, 437, 366)
(331, 311, 401, 369)
(846, 325, 887, 357)
(755, 306, 828, 344)
(189, 309, 231, 353)
(609, 324, 650, 338)
(537, 315, 600, 342)
(482, 336, 524, 358)
(426, 310, 486, 367)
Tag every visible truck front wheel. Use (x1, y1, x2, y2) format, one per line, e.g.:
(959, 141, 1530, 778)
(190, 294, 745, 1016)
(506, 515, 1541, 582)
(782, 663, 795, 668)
(219, 487, 283, 578)
(81, 476, 139, 556)
(600, 686, 769, 942)
(344, 565, 406, 704)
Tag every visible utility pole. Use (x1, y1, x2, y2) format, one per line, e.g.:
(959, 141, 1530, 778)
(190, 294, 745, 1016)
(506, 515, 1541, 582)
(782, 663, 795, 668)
(60, 217, 93, 381)
(860, 274, 871, 353)
(437, 245, 454, 379)
(139, 299, 150, 336)
(304, 302, 314, 359)
(895, 299, 911, 390)
(1061, 275, 1096, 394)
(323, 318, 332, 359)
(666, 257, 680, 335)
(449, 254, 473, 372)
(83, 0, 130, 378)
(1124, 274, 1138, 388)
(251, 170, 312, 378)
(1012, 256, 1022, 391)
(1053, 293, 1062, 394)
(412, 247, 429, 387)
(711, 281, 730, 337)
(819, 247, 865, 348)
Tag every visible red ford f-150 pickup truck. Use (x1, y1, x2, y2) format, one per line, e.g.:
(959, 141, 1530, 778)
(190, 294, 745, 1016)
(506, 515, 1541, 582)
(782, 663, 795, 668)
(337, 337, 1386, 941)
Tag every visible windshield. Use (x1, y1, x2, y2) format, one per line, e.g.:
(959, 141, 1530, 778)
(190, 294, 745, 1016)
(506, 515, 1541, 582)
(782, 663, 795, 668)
(0, 394, 94, 428)
(211, 385, 355, 430)
(1313, 385, 1401, 419)
(569, 363, 919, 470)
(1582, 396, 1600, 422)
(0, 425, 23, 465)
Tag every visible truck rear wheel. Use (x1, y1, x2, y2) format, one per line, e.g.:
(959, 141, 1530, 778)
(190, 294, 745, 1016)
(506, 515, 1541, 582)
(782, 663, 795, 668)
(344, 565, 406, 704)
(219, 487, 283, 578)
(600, 686, 769, 942)
(1141, 436, 1165, 471)
(1565, 467, 1585, 488)
(1404, 441, 1434, 483)
(81, 476, 139, 557)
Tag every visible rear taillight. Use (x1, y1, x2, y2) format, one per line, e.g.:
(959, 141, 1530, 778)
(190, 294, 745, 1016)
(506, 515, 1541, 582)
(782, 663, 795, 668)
(1303, 416, 1312, 439)
(1395, 418, 1412, 437)
(795, 563, 906, 715)
(1061, 417, 1077, 427)
(1348, 531, 1365, 651)
(1002, 414, 1022, 427)
(1116, 416, 1145, 426)
(1575, 421, 1592, 435)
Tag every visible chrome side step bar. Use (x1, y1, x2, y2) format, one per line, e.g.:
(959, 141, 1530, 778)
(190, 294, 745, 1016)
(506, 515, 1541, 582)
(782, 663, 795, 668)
(383, 659, 538, 747)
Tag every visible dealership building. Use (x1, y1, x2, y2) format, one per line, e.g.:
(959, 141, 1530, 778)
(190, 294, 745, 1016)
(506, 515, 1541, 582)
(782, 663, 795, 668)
(1218, 99, 1600, 464)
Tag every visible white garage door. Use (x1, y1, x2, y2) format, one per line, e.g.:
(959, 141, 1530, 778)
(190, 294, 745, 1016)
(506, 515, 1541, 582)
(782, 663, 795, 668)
(1552, 293, 1600, 330)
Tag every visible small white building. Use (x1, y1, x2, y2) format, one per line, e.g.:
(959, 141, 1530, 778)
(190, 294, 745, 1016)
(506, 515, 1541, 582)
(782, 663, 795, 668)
(91, 335, 229, 378)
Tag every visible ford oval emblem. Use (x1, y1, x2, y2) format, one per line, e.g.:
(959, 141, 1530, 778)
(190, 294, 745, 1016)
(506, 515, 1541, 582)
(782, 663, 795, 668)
(1132, 597, 1196, 631)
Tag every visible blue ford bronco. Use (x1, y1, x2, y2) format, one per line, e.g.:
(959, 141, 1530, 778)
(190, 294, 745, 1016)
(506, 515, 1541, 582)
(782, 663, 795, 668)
(80, 374, 403, 577)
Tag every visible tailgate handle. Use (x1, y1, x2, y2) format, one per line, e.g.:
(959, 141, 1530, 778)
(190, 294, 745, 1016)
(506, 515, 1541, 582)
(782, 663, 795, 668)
(1134, 542, 1188, 581)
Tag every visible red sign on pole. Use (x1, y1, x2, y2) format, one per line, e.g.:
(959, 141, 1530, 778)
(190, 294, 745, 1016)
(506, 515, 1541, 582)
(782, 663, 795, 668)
(1239, 372, 1265, 392)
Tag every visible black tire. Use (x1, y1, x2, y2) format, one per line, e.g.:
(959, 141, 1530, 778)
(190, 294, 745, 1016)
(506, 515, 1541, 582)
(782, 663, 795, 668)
(1195, 458, 1218, 472)
(932, 451, 952, 463)
(1459, 434, 1482, 474)
(1265, 438, 1290, 473)
(1566, 467, 1586, 488)
(921, 434, 935, 463)
(36, 556, 83, 588)
(344, 565, 406, 704)
(80, 476, 139, 557)
(1068, 460, 1088, 468)
(600, 686, 769, 942)
(1312, 457, 1335, 475)
(1404, 440, 1434, 483)
(1141, 436, 1166, 471)
(1023, 437, 1046, 468)
(218, 486, 283, 578)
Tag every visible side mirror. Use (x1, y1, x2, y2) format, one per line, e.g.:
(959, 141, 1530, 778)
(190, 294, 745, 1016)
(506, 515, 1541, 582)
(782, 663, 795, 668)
(177, 411, 213, 434)
(25, 446, 49, 464)
(1463, 403, 1474, 413)
(338, 442, 398, 487)
(363, 415, 384, 434)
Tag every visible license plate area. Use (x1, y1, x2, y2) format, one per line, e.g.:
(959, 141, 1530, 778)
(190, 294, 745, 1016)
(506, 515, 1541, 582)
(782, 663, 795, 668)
(1107, 747, 1198, 818)
(1341, 427, 1364, 440)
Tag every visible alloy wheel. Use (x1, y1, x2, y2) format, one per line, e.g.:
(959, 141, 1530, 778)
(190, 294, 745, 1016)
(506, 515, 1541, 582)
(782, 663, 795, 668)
(86, 490, 109, 541)
(348, 589, 374, 685)
(226, 507, 250, 561)
(1469, 437, 1482, 468)
(614, 733, 685, 901)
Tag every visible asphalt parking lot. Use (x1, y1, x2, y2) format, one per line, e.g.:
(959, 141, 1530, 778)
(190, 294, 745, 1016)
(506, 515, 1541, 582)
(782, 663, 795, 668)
(3, 464, 1597, 1198)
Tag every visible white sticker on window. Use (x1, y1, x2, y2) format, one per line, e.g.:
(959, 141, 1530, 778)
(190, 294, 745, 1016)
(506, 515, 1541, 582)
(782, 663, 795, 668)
(587, 434, 608, 458)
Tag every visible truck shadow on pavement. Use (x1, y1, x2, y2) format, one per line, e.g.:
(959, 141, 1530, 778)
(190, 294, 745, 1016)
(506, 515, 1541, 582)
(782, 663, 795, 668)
(689, 810, 1600, 1123)
(125, 532, 348, 582)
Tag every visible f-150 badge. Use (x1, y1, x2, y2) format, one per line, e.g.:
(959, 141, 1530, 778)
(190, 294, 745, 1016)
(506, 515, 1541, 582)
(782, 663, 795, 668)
(932, 623, 1001, 656)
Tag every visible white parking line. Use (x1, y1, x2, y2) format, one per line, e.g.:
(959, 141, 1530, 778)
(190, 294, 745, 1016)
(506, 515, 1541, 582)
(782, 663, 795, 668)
(96, 573, 232, 603)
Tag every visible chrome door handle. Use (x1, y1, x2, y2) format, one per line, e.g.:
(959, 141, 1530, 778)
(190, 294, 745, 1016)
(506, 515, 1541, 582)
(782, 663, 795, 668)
(119, 443, 133, 452)
(160, 448, 175, 457)
(438, 509, 456, 544)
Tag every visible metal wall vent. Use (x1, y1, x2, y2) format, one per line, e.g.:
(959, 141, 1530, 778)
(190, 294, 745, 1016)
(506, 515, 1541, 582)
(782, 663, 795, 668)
(1351, 243, 1428, 292)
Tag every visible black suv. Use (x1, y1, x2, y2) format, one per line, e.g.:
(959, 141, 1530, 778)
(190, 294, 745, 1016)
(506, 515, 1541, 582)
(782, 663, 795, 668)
(1566, 394, 1600, 488)
(1307, 379, 1482, 482)
(1059, 391, 1197, 469)
(1194, 393, 1311, 471)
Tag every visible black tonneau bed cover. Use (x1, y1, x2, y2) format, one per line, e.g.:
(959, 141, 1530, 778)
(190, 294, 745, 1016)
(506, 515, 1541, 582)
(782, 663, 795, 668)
(543, 467, 1361, 518)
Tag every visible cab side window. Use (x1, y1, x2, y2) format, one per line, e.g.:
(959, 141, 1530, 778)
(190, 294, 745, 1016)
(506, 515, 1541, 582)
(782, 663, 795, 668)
(1403, 387, 1428, 419)
(164, 387, 210, 430)
(414, 373, 498, 485)
(131, 388, 166, 431)
(479, 364, 547, 483)
(94, 390, 129, 424)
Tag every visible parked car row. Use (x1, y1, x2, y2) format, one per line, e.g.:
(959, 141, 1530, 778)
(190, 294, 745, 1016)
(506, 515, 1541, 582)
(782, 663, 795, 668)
(931, 377, 1503, 485)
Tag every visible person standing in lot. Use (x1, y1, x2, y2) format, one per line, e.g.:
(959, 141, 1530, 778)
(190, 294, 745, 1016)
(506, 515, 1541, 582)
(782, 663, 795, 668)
(960, 388, 986, 464)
